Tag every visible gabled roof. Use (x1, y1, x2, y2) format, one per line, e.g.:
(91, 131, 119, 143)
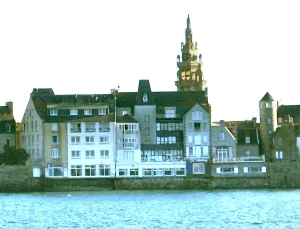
(277, 105, 300, 117)
(260, 92, 275, 101)
(117, 114, 138, 123)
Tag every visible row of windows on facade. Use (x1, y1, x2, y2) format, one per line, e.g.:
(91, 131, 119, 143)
(48, 165, 186, 177)
(48, 108, 205, 120)
(141, 150, 184, 162)
(216, 166, 267, 174)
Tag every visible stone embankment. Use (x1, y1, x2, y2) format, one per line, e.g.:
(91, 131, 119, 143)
(1, 162, 300, 192)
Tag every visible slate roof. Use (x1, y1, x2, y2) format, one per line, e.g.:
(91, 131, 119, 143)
(0, 106, 14, 121)
(277, 105, 300, 117)
(260, 92, 275, 101)
(30, 80, 210, 123)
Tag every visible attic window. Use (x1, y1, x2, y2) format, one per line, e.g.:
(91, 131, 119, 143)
(6, 124, 11, 132)
(165, 107, 176, 118)
(245, 136, 250, 143)
(143, 93, 148, 102)
(50, 109, 58, 116)
(84, 109, 92, 115)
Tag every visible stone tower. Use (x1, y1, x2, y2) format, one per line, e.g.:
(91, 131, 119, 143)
(175, 15, 206, 92)
(259, 92, 278, 160)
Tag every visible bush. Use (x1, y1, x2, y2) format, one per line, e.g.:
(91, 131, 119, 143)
(0, 145, 30, 165)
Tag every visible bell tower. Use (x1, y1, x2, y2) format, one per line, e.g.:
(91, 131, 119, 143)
(175, 15, 206, 92)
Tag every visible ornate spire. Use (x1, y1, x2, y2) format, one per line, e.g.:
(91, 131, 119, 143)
(175, 15, 206, 92)
(185, 14, 193, 44)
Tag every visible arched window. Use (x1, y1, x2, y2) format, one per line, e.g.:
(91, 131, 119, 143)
(143, 93, 148, 102)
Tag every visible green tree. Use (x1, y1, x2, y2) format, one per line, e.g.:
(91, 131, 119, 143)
(0, 145, 30, 165)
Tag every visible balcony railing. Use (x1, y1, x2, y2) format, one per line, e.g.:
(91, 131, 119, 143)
(213, 156, 265, 163)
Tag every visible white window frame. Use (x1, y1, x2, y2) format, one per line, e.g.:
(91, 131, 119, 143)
(50, 109, 58, 116)
(85, 150, 95, 158)
(70, 109, 78, 115)
(98, 108, 107, 115)
(52, 123, 58, 131)
(71, 150, 80, 158)
(100, 136, 109, 144)
(71, 136, 80, 144)
(84, 109, 92, 115)
(85, 136, 95, 144)
(100, 150, 109, 158)
(192, 111, 203, 120)
(51, 149, 59, 159)
(165, 107, 176, 118)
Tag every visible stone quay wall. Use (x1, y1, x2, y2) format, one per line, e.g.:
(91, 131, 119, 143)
(1, 162, 300, 192)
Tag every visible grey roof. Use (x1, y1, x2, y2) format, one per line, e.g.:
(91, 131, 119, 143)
(260, 92, 275, 101)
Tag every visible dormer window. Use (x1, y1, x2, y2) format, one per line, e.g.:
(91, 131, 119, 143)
(70, 109, 78, 115)
(50, 109, 58, 116)
(165, 107, 176, 118)
(84, 109, 92, 115)
(6, 124, 11, 132)
(143, 93, 148, 102)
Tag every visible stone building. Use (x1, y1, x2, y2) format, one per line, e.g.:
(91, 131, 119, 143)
(0, 102, 16, 151)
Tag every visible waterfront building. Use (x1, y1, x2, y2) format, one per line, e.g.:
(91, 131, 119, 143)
(0, 102, 16, 150)
(211, 120, 237, 162)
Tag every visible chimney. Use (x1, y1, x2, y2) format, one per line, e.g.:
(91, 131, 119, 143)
(6, 101, 13, 114)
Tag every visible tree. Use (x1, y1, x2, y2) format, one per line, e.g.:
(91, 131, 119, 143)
(0, 145, 30, 165)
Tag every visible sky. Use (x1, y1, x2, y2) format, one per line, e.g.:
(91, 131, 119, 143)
(1, 0, 300, 123)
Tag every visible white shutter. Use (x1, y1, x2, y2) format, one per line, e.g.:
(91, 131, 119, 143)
(216, 168, 221, 174)
(234, 167, 239, 173)
(262, 167, 267, 173)
(243, 167, 248, 173)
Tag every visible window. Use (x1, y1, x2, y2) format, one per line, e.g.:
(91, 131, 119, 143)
(84, 109, 92, 115)
(278, 137, 282, 145)
(6, 124, 11, 132)
(217, 167, 238, 174)
(267, 118, 272, 124)
(192, 111, 203, 120)
(99, 122, 110, 132)
(48, 165, 63, 177)
(203, 135, 208, 143)
(168, 123, 175, 131)
(6, 138, 11, 146)
(99, 165, 110, 176)
(219, 132, 225, 140)
(164, 169, 173, 176)
(120, 124, 136, 134)
(122, 138, 137, 148)
(194, 122, 201, 131)
(266, 102, 272, 108)
(71, 136, 80, 144)
(85, 136, 95, 144)
(118, 169, 128, 176)
(98, 108, 107, 115)
(245, 136, 250, 143)
(165, 107, 176, 118)
(216, 147, 229, 162)
(85, 165, 96, 176)
(100, 150, 109, 158)
(145, 127, 150, 136)
(175, 168, 185, 176)
(50, 109, 58, 116)
(100, 136, 109, 144)
(71, 150, 80, 158)
(85, 150, 95, 158)
(52, 149, 59, 159)
(130, 168, 139, 176)
(153, 169, 163, 176)
(143, 169, 152, 176)
(85, 123, 96, 132)
(193, 163, 205, 174)
(122, 110, 128, 116)
(278, 117, 282, 124)
(52, 123, 58, 131)
(276, 151, 283, 159)
(70, 123, 81, 133)
(188, 147, 194, 156)
(121, 151, 134, 161)
(143, 93, 148, 102)
(52, 135, 58, 144)
(70, 109, 78, 115)
(71, 165, 82, 176)
(145, 114, 150, 122)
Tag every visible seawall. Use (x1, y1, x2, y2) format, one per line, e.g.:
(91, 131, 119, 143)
(1, 162, 300, 192)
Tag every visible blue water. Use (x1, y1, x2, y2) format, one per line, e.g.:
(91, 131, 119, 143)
(0, 190, 299, 229)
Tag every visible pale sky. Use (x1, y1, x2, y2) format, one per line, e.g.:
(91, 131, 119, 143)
(1, 0, 300, 123)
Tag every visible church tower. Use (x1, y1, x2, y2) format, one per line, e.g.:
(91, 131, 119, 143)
(259, 92, 278, 161)
(175, 15, 206, 92)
